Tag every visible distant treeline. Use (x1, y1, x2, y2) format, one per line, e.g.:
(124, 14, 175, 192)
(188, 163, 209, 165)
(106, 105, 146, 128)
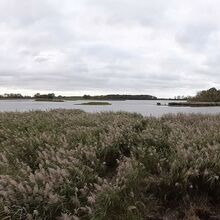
(189, 87, 220, 102)
(0, 93, 31, 99)
(0, 93, 189, 100)
(82, 94, 157, 100)
(0, 93, 59, 100)
(0, 93, 158, 100)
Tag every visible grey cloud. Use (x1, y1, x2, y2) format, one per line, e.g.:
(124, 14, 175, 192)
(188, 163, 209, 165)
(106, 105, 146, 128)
(0, 0, 220, 97)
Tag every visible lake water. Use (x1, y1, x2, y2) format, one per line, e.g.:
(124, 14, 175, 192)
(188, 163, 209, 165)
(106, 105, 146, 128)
(0, 99, 219, 117)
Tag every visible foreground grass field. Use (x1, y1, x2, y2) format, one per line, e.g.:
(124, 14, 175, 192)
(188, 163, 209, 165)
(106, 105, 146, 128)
(0, 110, 220, 219)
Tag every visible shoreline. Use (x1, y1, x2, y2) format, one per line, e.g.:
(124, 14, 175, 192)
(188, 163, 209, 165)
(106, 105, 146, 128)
(168, 102, 220, 107)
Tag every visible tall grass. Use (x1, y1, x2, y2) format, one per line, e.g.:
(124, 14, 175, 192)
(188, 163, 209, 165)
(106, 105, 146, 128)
(0, 110, 220, 219)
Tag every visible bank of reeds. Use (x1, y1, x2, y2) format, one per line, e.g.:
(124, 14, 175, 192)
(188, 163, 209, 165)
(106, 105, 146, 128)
(0, 110, 220, 219)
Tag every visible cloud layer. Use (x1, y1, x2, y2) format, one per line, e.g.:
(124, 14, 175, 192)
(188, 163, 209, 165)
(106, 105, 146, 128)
(0, 0, 220, 97)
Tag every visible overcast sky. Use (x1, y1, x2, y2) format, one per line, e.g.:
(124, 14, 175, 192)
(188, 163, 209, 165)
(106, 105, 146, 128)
(0, 0, 220, 97)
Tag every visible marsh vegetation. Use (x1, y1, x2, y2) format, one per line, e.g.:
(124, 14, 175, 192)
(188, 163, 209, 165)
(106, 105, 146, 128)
(0, 110, 220, 219)
(76, 102, 111, 106)
(168, 102, 220, 107)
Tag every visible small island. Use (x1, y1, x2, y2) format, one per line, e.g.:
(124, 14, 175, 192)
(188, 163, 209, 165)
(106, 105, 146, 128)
(76, 102, 111, 105)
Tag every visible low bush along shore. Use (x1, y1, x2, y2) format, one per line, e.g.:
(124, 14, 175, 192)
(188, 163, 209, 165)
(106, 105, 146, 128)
(1, 110, 220, 219)
(76, 102, 111, 105)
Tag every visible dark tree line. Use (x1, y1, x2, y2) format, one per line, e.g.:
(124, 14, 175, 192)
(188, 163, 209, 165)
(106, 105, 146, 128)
(189, 87, 220, 102)
(34, 93, 56, 99)
(83, 94, 157, 100)
(0, 93, 31, 99)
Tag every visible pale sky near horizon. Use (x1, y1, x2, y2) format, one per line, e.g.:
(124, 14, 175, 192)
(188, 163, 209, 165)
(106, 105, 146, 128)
(0, 0, 220, 98)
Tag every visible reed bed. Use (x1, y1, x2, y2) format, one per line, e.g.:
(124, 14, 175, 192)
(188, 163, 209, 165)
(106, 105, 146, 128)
(0, 110, 220, 219)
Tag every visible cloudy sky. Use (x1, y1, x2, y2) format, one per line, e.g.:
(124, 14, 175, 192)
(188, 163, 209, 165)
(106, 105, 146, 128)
(0, 0, 220, 97)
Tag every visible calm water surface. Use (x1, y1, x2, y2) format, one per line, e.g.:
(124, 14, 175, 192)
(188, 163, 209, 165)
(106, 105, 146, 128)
(0, 99, 220, 117)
